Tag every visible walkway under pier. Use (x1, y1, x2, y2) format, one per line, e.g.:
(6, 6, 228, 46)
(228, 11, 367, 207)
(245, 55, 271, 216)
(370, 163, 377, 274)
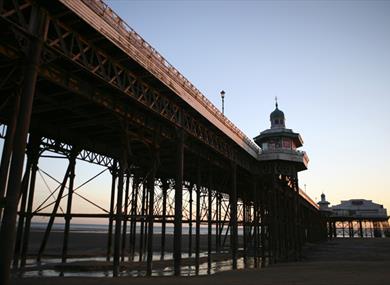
(12, 238, 390, 285)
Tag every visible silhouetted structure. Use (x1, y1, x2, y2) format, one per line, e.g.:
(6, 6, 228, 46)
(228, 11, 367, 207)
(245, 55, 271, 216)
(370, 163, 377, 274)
(0, 1, 326, 285)
(319, 195, 389, 238)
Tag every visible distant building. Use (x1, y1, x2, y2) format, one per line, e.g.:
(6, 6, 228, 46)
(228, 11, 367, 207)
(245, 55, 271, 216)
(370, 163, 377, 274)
(330, 199, 388, 220)
(318, 194, 389, 238)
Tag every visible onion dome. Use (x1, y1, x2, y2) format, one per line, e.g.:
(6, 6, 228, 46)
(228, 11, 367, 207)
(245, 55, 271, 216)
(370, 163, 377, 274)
(270, 100, 285, 129)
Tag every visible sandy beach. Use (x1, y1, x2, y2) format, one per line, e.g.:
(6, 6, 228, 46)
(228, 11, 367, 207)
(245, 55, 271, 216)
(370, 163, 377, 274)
(24, 230, 241, 257)
(12, 237, 390, 285)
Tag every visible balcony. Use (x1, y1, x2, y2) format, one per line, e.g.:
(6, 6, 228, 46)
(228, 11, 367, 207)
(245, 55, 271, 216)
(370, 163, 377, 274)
(258, 148, 309, 169)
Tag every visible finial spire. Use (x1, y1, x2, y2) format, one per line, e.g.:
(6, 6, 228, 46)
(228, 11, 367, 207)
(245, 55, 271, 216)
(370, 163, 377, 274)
(275, 96, 278, 108)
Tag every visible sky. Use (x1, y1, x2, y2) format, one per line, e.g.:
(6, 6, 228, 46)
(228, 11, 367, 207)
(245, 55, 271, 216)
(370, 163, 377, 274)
(2, 0, 390, 223)
(103, 0, 390, 210)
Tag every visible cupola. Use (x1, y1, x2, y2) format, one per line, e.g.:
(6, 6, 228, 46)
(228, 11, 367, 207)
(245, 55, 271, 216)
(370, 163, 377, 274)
(270, 100, 285, 129)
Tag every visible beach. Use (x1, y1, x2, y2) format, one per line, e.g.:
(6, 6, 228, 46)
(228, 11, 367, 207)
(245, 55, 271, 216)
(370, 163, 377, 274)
(12, 237, 390, 285)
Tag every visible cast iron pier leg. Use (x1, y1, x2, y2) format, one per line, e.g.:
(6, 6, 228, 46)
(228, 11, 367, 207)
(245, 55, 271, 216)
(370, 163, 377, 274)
(230, 163, 237, 270)
(0, 94, 19, 221)
(160, 180, 168, 260)
(207, 169, 212, 273)
(61, 150, 77, 263)
(106, 163, 117, 262)
(113, 163, 124, 277)
(173, 131, 184, 276)
(121, 172, 130, 262)
(146, 159, 157, 276)
(0, 6, 47, 285)
(188, 183, 193, 258)
(20, 136, 41, 268)
(195, 159, 201, 274)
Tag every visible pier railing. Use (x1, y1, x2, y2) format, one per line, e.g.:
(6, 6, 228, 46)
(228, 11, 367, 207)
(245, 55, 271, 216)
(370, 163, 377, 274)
(73, 0, 260, 157)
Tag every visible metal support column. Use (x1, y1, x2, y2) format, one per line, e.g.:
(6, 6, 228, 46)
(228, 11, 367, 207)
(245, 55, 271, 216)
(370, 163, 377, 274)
(195, 159, 201, 274)
(13, 148, 33, 269)
(260, 184, 267, 267)
(0, 94, 20, 221)
(160, 180, 168, 260)
(20, 136, 41, 268)
(216, 193, 221, 253)
(173, 130, 184, 276)
(139, 183, 147, 262)
(106, 163, 117, 262)
(230, 163, 237, 270)
(253, 178, 259, 268)
(129, 175, 139, 261)
(146, 159, 157, 276)
(207, 169, 212, 273)
(0, 6, 47, 284)
(188, 183, 193, 258)
(113, 163, 124, 277)
(121, 172, 130, 262)
(61, 150, 78, 263)
(359, 220, 363, 238)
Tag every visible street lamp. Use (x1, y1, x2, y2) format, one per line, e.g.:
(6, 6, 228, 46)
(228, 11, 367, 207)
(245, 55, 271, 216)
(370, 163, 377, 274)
(220, 90, 225, 115)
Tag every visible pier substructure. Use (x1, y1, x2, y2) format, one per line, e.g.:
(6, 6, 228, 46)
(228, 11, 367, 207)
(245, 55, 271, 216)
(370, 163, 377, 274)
(0, 0, 327, 283)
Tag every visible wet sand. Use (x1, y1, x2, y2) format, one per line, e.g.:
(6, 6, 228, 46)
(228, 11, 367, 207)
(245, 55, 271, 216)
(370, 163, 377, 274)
(25, 230, 238, 257)
(13, 238, 390, 285)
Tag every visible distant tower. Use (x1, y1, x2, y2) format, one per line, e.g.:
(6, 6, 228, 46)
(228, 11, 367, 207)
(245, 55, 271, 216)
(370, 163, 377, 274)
(318, 193, 330, 210)
(253, 101, 309, 172)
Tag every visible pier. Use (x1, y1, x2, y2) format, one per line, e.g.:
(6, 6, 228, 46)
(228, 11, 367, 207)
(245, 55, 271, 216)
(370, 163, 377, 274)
(0, 0, 375, 284)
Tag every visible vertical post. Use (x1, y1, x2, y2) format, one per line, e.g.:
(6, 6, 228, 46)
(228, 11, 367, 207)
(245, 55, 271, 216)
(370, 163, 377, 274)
(13, 152, 33, 269)
(139, 180, 146, 261)
(121, 172, 130, 262)
(138, 182, 146, 262)
(260, 182, 270, 267)
(173, 130, 184, 276)
(106, 162, 117, 261)
(195, 159, 201, 274)
(113, 163, 124, 277)
(292, 174, 300, 260)
(207, 168, 212, 273)
(146, 159, 157, 276)
(271, 178, 279, 263)
(216, 193, 221, 253)
(253, 177, 259, 268)
(188, 183, 193, 258)
(359, 220, 363, 238)
(143, 183, 149, 258)
(61, 149, 77, 263)
(370, 221, 374, 238)
(0, 6, 47, 285)
(160, 180, 168, 260)
(0, 94, 20, 221)
(20, 136, 41, 268)
(230, 162, 237, 270)
(129, 175, 138, 260)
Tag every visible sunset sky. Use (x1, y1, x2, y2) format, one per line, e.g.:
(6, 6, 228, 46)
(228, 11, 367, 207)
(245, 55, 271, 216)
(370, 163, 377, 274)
(2, 0, 389, 222)
(104, 0, 390, 211)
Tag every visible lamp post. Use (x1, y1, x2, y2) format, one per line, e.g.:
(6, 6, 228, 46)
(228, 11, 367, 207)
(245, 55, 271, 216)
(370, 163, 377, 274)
(220, 90, 225, 115)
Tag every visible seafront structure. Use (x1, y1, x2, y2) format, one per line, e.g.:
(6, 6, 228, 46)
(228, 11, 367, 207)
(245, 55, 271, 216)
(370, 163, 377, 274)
(0, 1, 326, 284)
(319, 194, 389, 238)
